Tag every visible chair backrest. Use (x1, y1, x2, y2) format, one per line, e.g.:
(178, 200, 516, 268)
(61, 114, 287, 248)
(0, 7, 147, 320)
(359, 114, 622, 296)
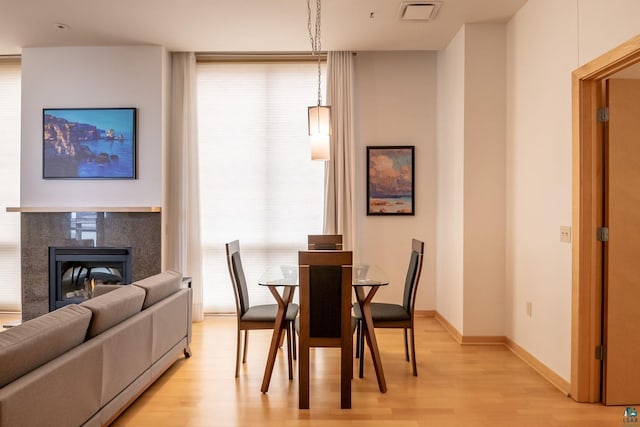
(298, 249, 353, 409)
(402, 239, 424, 314)
(298, 250, 352, 342)
(307, 234, 343, 250)
(225, 240, 250, 317)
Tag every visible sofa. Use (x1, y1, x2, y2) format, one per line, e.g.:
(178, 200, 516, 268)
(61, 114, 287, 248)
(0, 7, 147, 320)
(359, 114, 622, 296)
(0, 270, 192, 427)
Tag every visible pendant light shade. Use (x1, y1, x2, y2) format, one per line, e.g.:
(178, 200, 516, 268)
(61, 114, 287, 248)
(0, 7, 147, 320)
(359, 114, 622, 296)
(310, 134, 330, 161)
(308, 105, 331, 136)
(308, 106, 331, 161)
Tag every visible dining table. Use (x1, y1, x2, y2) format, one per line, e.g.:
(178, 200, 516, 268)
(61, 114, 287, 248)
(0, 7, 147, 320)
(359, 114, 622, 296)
(257, 265, 298, 393)
(257, 261, 389, 394)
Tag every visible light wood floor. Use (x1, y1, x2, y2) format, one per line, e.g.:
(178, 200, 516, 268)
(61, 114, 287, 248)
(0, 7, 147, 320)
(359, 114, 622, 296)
(0, 313, 624, 426)
(117, 315, 623, 427)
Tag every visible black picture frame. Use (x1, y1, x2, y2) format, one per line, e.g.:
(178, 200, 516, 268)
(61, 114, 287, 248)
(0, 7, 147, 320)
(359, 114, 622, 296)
(367, 145, 415, 215)
(43, 107, 137, 179)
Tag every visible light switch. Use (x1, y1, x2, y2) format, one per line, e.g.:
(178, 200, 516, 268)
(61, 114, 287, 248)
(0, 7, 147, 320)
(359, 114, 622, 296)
(560, 226, 571, 243)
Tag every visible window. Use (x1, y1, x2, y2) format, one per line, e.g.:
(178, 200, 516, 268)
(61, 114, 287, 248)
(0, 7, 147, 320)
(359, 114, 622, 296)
(0, 59, 21, 311)
(197, 60, 326, 312)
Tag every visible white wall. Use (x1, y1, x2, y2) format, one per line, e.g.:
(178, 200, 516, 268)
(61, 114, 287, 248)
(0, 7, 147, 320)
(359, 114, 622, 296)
(505, 0, 640, 381)
(462, 24, 506, 336)
(354, 51, 437, 310)
(436, 28, 465, 331)
(506, 0, 577, 381)
(20, 46, 166, 207)
(578, 0, 640, 64)
(436, 24, 506, 336)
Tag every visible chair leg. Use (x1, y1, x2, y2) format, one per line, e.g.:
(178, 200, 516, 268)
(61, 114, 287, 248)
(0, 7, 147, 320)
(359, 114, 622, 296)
(291, 322, 297, 360)
(403, 328, 410, 362)
(286, 325, 293, 380)
(359, 319, 364, 358)
(350, 320, 357, 379)
(358, 321, 365, 378)
(235, 329, 242, 378)
(299, 341, 310, 409)
(355, 320, 361, 358)
(341, 340, 352, 409)
(242, 330, 249, 363)
(409, 326, 418, 376)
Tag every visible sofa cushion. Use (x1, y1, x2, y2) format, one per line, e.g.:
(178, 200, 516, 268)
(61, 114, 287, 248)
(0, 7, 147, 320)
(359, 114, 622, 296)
(92, 284, 124, 297)
(132, 270, 183, 309)
(81, 285, 145, 338)
(0, 304, 92, 388)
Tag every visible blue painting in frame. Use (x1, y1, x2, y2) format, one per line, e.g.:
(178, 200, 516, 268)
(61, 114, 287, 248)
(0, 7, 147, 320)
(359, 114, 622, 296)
(43, 108, 137, 179)
(367, 145, 415, 215)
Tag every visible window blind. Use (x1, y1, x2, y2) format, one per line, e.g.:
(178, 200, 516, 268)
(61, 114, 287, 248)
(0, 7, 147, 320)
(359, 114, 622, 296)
(197, 60, 326, 313)
(0, 60, 21, 311)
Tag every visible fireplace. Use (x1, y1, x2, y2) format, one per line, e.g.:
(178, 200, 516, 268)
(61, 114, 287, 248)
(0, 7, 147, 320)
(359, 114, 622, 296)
(18, 210, 160, 321)
(49, 246, 133, 310)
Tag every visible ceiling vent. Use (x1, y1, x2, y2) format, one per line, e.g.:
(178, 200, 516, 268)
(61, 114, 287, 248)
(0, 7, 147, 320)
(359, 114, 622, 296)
(398, 1, 442, 22)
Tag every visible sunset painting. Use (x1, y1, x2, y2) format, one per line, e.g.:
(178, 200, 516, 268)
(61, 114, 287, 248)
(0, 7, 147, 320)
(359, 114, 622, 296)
(367, 146, 414, 215)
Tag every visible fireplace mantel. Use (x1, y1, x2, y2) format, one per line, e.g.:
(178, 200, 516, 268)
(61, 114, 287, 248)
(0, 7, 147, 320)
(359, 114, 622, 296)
(6, 206, 161, 213)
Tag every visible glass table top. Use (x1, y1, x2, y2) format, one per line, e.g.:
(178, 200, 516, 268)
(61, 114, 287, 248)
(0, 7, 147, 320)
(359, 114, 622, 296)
(258, 264, 388, 286)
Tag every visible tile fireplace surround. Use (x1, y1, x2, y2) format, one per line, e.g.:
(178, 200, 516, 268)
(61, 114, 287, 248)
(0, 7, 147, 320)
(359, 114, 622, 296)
(13, 207, 161, 321)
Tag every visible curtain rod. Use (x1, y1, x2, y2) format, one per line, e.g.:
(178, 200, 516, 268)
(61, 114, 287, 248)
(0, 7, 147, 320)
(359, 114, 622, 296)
(196, 52, 328, 63)
(0, 55, 21, 64)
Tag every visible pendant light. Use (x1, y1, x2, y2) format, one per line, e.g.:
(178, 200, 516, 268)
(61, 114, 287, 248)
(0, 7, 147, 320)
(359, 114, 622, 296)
(307, 0, 330, 161)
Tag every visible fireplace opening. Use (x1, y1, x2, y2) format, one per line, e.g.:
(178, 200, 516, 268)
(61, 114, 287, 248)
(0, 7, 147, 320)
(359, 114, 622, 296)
(49, 246, 133, 310)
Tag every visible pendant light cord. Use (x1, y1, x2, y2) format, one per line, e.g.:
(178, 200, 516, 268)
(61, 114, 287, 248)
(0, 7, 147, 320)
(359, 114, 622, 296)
(307, 0, 322, 107)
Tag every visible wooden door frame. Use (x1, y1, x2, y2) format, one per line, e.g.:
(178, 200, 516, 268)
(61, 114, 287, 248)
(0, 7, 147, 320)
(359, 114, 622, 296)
(571, 34, 640, 402)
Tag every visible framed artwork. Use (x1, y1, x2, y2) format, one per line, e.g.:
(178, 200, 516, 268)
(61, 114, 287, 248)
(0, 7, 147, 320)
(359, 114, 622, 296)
(367, 145, 415, 215)
(43, 108, 137, 179)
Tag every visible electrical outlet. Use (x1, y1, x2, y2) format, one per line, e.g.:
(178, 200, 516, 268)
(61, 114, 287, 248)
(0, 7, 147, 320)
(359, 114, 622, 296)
(526, 301, 533, 317)
(560, 226, 571, 243)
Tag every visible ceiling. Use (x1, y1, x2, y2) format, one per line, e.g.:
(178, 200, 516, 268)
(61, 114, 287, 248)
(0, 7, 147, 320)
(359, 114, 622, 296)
(0, 0, 528, 55)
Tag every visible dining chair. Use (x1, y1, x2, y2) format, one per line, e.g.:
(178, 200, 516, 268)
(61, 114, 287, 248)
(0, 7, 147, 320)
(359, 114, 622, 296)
(307, 234, 343, 250)
(353, 238, 424, 376)
(297, 250, 353, 409)
(225, 240, 299, 378)
(306, 234, 359, 357)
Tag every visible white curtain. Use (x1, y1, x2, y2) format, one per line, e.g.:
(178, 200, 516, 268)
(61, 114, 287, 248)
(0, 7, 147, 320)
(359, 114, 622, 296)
(167, 52, 204, 322)
(324, 51, 356, 250)
(0, 59, 21, 311)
